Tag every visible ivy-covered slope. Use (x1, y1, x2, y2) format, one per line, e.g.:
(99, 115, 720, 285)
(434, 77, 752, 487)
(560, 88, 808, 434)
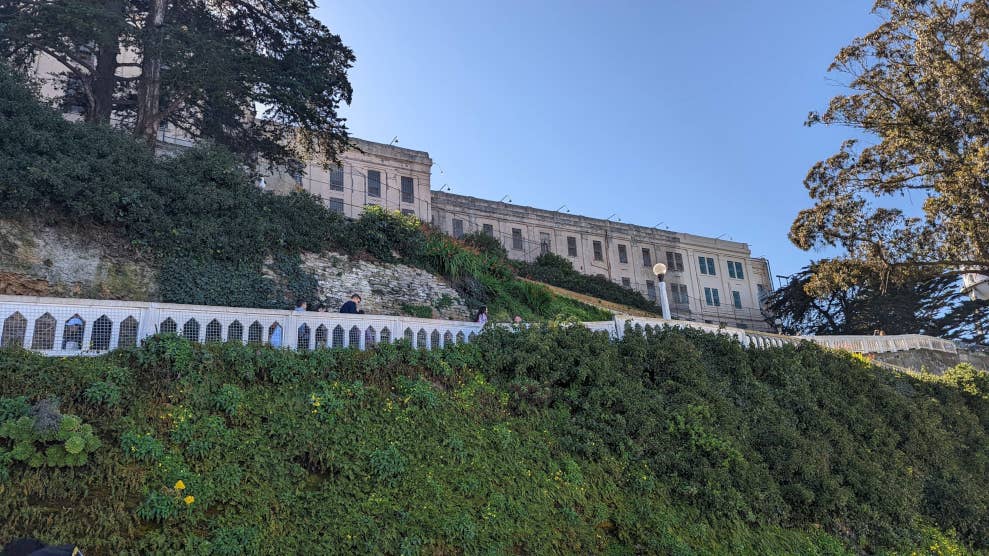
(0, 65, 606, 322)
(1, 325, 986, 554)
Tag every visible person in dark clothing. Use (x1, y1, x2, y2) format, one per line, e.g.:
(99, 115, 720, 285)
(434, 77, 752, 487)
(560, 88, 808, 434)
(339, 294, 362, 314)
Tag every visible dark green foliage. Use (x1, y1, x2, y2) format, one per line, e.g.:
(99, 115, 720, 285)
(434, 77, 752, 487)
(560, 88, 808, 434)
(518, 253, 662, 314)
(0, 401, 101, 469)
(0, 66, 608, 320)
(460, 231, 508, 260)
(400, 304, 433, 319)
(0, 328, 985, 553)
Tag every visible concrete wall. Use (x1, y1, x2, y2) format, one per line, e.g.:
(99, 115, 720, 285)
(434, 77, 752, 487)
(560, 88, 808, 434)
(430, 191, 774, 331)
(262, 138, 433, 221)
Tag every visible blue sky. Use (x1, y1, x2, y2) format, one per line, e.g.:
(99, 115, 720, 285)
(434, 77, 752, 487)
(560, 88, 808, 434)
(314, 1, 880, 282)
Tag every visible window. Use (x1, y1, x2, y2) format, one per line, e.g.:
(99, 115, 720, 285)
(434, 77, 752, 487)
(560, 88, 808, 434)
(539, 232, 551, 255)
(699, 256, 716, 275)
(567, 236, 578, 257)
(646, 280, 656, 301)
(618, 244, 628, 264)
(367, 169, 381, 197)
(401, 209, 415, 216)
(593, 241, 603, 261)
(452, 219, 464, 238)
(328, 197, 344, 214)
(512, 228, 523, 250)
(757, 284, 768, 302)
(704, 287, 720, 306)
(621, 277, 631, 288)
(732, 290, 742, 309)
(669, 283, 689, 305)
(727, 261, 744, 279)
(330, 167, 344, 191)
(483, 223, 494, 237)
(642, 248, 652, 267)
(666, 251, 684, 272)
(401, 176, 414, 203)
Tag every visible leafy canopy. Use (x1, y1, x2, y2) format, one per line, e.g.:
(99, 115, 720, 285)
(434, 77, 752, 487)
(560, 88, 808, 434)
(795, 0, 989, 289)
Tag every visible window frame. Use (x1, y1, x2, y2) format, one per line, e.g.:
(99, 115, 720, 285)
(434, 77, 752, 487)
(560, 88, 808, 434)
(512, 228, 524, 250)
(642, 248, 652, 267)
(367, 169, 382, 198)
(567, 236, 578, 257)
(617, 244, 628, 264)
(400, 176, 414, 203)
(592, 241, 603, 261)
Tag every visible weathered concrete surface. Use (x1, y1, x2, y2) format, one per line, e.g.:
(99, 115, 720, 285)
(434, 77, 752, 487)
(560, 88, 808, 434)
(0, 219, 158, 300)
(301, 252, 470, 320)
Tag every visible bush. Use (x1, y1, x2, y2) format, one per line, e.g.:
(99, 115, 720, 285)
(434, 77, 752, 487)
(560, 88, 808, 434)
(0, 330, 986, 552)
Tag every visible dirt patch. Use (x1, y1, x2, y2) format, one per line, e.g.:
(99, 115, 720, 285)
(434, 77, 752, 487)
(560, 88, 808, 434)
(0, 272, 54, 296)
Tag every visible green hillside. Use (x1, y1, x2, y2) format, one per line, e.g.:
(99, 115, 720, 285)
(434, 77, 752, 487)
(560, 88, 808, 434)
(0, 64, 606, 323)
(1, 325, 986, 554)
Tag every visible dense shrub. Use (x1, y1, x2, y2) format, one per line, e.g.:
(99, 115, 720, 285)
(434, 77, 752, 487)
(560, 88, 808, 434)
(0, 327, 986, 553)
(518, 253, 663, 314)
(0, 65, 606, 321)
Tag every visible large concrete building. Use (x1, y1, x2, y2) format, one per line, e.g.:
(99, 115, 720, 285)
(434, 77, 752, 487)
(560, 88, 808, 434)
(262, 138, 433, 221)
(29, 55, 774, 330)
(430, 191, 773, 330)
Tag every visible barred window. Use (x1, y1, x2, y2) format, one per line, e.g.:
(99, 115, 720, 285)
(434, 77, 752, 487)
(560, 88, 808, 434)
(401, 176, 414, 203)
(119, 316, 139, 348)
(367, 169, 382, 197)
(1, 312, 27, 348)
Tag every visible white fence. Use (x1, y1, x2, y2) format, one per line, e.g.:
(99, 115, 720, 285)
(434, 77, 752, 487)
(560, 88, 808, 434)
(0, 295, 962, 358)
(0, 295, 482, 356)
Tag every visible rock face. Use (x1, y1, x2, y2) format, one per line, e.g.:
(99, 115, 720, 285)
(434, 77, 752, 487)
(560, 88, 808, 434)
(0, 219, 158, 300)
(301, 252, 470, 320)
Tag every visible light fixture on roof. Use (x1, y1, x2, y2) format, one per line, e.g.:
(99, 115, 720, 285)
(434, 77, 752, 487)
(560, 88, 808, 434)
(556, 204, 569, 213)
(606, 213, 621, 222)
(499, 195, 512, 203)
(389, 136, 399, 146)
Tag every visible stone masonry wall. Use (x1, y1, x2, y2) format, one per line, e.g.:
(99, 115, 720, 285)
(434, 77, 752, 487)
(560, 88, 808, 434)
(300, 252, 470, 320)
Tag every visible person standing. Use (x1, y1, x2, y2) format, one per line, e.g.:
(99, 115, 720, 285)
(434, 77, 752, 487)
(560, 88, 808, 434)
(475, 306, 488, 325)
(340, 294, 362, 314)
(293, 299, 307, 312)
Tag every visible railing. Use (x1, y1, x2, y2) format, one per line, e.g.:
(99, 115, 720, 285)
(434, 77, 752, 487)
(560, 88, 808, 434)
(801, 334, 957, 355)
(0, 295, 482, 356)
(615, 316, 799, 350)
(0, 295, 962, 358)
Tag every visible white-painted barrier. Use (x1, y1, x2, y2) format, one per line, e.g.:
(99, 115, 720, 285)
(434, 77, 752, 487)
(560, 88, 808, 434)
(0, 295, 961, 358)
(0, 295, 482, 355)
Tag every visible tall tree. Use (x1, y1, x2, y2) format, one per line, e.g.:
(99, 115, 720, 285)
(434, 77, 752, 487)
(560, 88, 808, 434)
(795, 0, 989, 286)
(769, 262, 988, 344)
(0, 0, 355, 166)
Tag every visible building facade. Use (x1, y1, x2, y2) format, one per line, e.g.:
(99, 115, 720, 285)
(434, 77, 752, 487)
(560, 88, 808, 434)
(430, 191, 774, 330)
(29, 55, 774, 330)
(261, 138, 433, 221)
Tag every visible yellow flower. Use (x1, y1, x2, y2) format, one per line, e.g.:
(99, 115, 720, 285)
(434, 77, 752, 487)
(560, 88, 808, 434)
(174, 480, 186, 490)
(184, 495, 195, 505)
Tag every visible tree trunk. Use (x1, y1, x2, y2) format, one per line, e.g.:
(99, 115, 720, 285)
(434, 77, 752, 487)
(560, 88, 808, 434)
(88, 34, 119, 124)
(135, 0, 166, 150)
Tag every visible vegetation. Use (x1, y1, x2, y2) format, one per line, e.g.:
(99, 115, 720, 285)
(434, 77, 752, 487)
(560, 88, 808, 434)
(769, 262, 989, 342)
(1, 326, 986, 553)
(517, 253, 662, 314)
(795, 0, 989, 328)
(0, 65, 605, 322)
(0, 0, 354, 163)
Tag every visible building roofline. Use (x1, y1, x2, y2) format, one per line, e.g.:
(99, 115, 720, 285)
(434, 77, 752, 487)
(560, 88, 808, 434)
(431, 190, 755, 256)
(348, 137, 432, 165)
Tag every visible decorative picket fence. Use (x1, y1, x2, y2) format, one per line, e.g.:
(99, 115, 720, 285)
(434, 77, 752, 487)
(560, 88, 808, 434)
(0, 295, 482, 356)
(0, 295, 961, 358)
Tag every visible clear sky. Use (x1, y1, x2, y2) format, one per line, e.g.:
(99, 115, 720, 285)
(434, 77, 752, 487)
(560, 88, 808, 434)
(314, 0, 880, 283)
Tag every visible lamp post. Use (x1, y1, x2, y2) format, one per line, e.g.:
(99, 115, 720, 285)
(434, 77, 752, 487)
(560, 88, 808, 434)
(652, 263, 672, 320)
